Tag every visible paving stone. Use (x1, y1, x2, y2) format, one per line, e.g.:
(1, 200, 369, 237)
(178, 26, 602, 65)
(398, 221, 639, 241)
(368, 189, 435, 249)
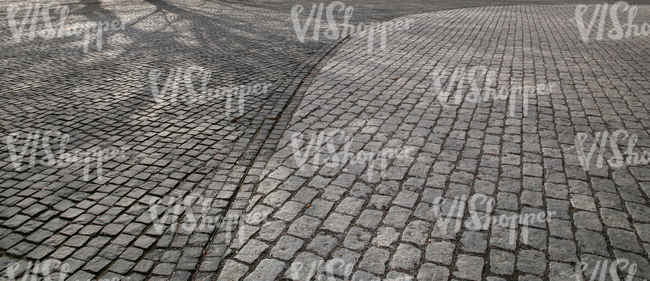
(351, 271, 380, 281)
(517, 250, 546, 276)
(608, 228, 644, 254)
(349, 183, 372, 199)
(322, 186, 347, 202)
(336, 197, 365, 216)
(542, 262, 571, 280)
(385, 271, 414, 281)
(548, 238, 577, 263)
(383, 206, 412, 229)
(598, 207, 631, 229)
(417, 263, 450, 281)
(389, 244, 421, 271)
(595, 192, 623, 210)
(257, 221, 286, 242)
(288, 216, 321, 238)
(133, 260, 155, 273)
(217, 260, 249, 281)
(262, 190, 292, 207)
(401, 220, 430, 245)
(454, 254, 484, 281)
(307, 235, 338, 256)
(393, 190, 419, 208)
(425, 240, 455, 265)
(152, 263, 176, 275)
(270, 236, 303, 261)
(294, 187, 319, 204)
(575, 230, 610, 257)
(570, 194, 597, 212)
(244, 259, 285, 280)
(235, 240, 269, 264)
(548, 219, 573, 240)
(496, 192, 519, 210)
(26, 245, 55, 260)
(625, 202, 650, 223)
(73, 246, 100, 261)
(110, 259, 135, 274)
(323, 212, 353, 233)
(520, 190, 543, 207)
(573, 211, 602, 231)
(305, 199, 334, 219)
(344, 227, 371, 250)
(369, 195, 392, 210)
(331, 248, 360, 277)
(287, 252, 324, 280)
(460, 231, 488, 254)
(356, 210, 383, 230)
(358, 247, 390, 275)
(372, 226, 400, 248)
(635, 223, 650, 243)
(272, 201, 304, 222)
(545, 183, 568, 199)
(490, 249, 515, 275)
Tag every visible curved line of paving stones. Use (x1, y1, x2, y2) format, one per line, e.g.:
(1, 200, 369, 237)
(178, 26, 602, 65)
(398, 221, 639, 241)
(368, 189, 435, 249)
(217, 4, 650, 281)
(192, 38, 350, 280)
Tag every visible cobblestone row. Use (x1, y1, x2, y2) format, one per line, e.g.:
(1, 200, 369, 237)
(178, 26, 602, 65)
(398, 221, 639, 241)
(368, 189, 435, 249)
(219, 4, 650, 281)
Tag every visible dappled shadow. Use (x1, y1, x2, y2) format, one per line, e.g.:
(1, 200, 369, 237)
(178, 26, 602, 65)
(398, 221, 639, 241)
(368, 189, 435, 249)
(0, 0, 320, 143)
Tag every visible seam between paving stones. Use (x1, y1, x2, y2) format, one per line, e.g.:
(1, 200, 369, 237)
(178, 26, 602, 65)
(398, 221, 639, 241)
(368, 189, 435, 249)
(193, 37, 351, 279)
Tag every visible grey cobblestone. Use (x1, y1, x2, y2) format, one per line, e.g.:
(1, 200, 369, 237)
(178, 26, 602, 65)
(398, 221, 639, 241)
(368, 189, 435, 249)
(287, 216, 320, 238)
(270, 235, 303, 260)
(307, 235, 338, 256)
(322, 212, 353, 233)
(358, 247, 390, 275)
(454, 254, 484, 281)
(389, 244, 421, 271)
(490, 249, 515, 275)
(235, 240, 268, 264)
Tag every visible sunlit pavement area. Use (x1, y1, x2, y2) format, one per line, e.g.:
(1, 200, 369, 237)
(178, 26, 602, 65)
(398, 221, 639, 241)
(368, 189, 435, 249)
(1, 0, 650, 280)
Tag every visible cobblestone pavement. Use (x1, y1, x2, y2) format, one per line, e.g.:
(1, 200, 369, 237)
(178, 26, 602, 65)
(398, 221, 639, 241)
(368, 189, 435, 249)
(218, 4, 650, 281)
(1, 0, 650, 280)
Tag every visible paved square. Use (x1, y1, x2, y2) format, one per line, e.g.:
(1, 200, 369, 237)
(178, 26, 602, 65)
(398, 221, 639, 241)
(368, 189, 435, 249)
(1, 0, 650, 280)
